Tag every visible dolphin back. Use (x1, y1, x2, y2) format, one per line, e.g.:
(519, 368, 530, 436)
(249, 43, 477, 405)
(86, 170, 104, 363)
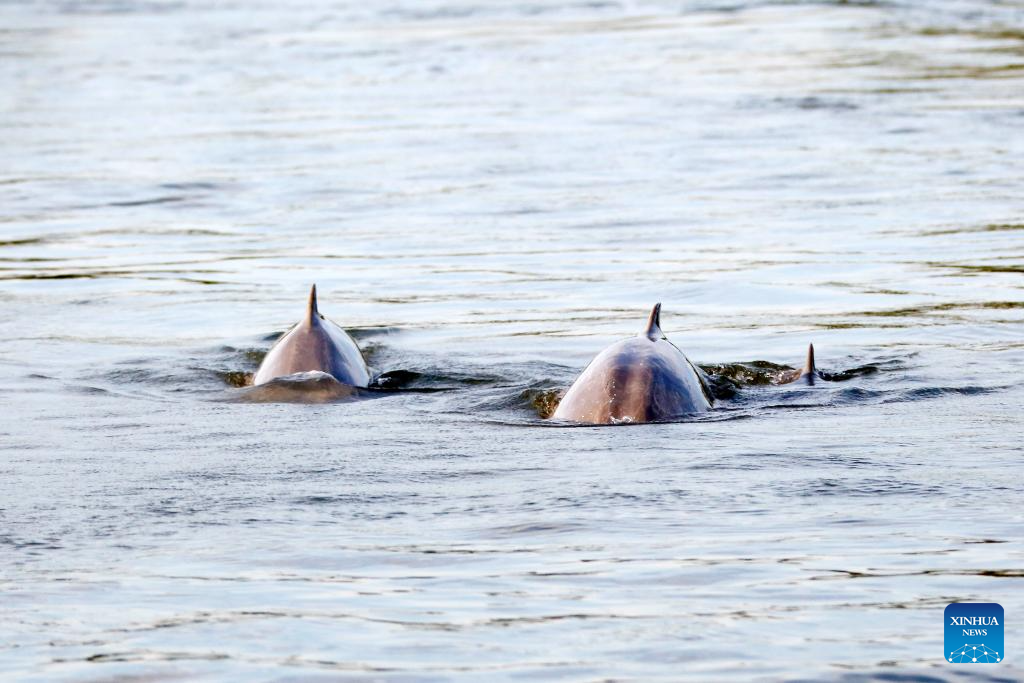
(253, 286, 371, 387)
(553, 329, 711, 424)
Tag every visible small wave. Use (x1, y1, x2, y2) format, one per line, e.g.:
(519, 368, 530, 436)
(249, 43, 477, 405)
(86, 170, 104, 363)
(834, 386, 888, 403)
(774, 95, 860, 112)
(369, 368, 472, 392)
(484, 522, 590, 537)
(107, 195, 186, 208)
(790, 478, 945, 498)
(158, 181, 222, 191)
(370, 361, 559, 394)
(886, 385, 1004, 402)
(821, 364, 882, 381)
(0, 236, 47, 247)
(699, 360, 796, 397)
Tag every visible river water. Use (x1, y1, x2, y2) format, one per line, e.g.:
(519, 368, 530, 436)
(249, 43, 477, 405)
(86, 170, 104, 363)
(2, 0, 1023, 681)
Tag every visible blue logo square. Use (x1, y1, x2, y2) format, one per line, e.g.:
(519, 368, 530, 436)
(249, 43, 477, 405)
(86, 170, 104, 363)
(945, 603, 1004, 664)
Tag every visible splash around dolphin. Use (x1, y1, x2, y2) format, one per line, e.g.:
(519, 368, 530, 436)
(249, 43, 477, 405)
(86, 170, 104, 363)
(253, 285, 371, 387)
(552, 304, 714, 424)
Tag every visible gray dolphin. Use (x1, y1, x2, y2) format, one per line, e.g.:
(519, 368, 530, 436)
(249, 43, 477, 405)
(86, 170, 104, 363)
(253, 285, 371, 387)
(552, 304, 713, 424)
(782, 343, 819, 384)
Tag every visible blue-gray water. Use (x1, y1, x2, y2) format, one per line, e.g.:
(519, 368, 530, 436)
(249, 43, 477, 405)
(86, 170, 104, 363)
(2, 0, 1023, 681)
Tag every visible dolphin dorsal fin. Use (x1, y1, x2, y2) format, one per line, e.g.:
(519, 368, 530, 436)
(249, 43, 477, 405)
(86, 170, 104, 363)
(306, 284, 320, 325)
(643, 303, 663, 340)
(801, 343, 816, 376)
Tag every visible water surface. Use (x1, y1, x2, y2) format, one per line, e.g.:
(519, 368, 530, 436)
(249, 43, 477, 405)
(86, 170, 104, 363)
(2, 0, 1023, 680)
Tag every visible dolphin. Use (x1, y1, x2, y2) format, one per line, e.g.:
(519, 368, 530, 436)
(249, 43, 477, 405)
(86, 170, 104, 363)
(552, 303, 713, 424)
(253, 285, 371, 387)
(782, 343, 819, 384)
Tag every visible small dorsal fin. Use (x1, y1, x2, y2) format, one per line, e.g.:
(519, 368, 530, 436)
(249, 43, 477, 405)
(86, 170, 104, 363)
(800, 343, 816, 376)
(306, 284, 319, 325)
(643, 303, 663, 340)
